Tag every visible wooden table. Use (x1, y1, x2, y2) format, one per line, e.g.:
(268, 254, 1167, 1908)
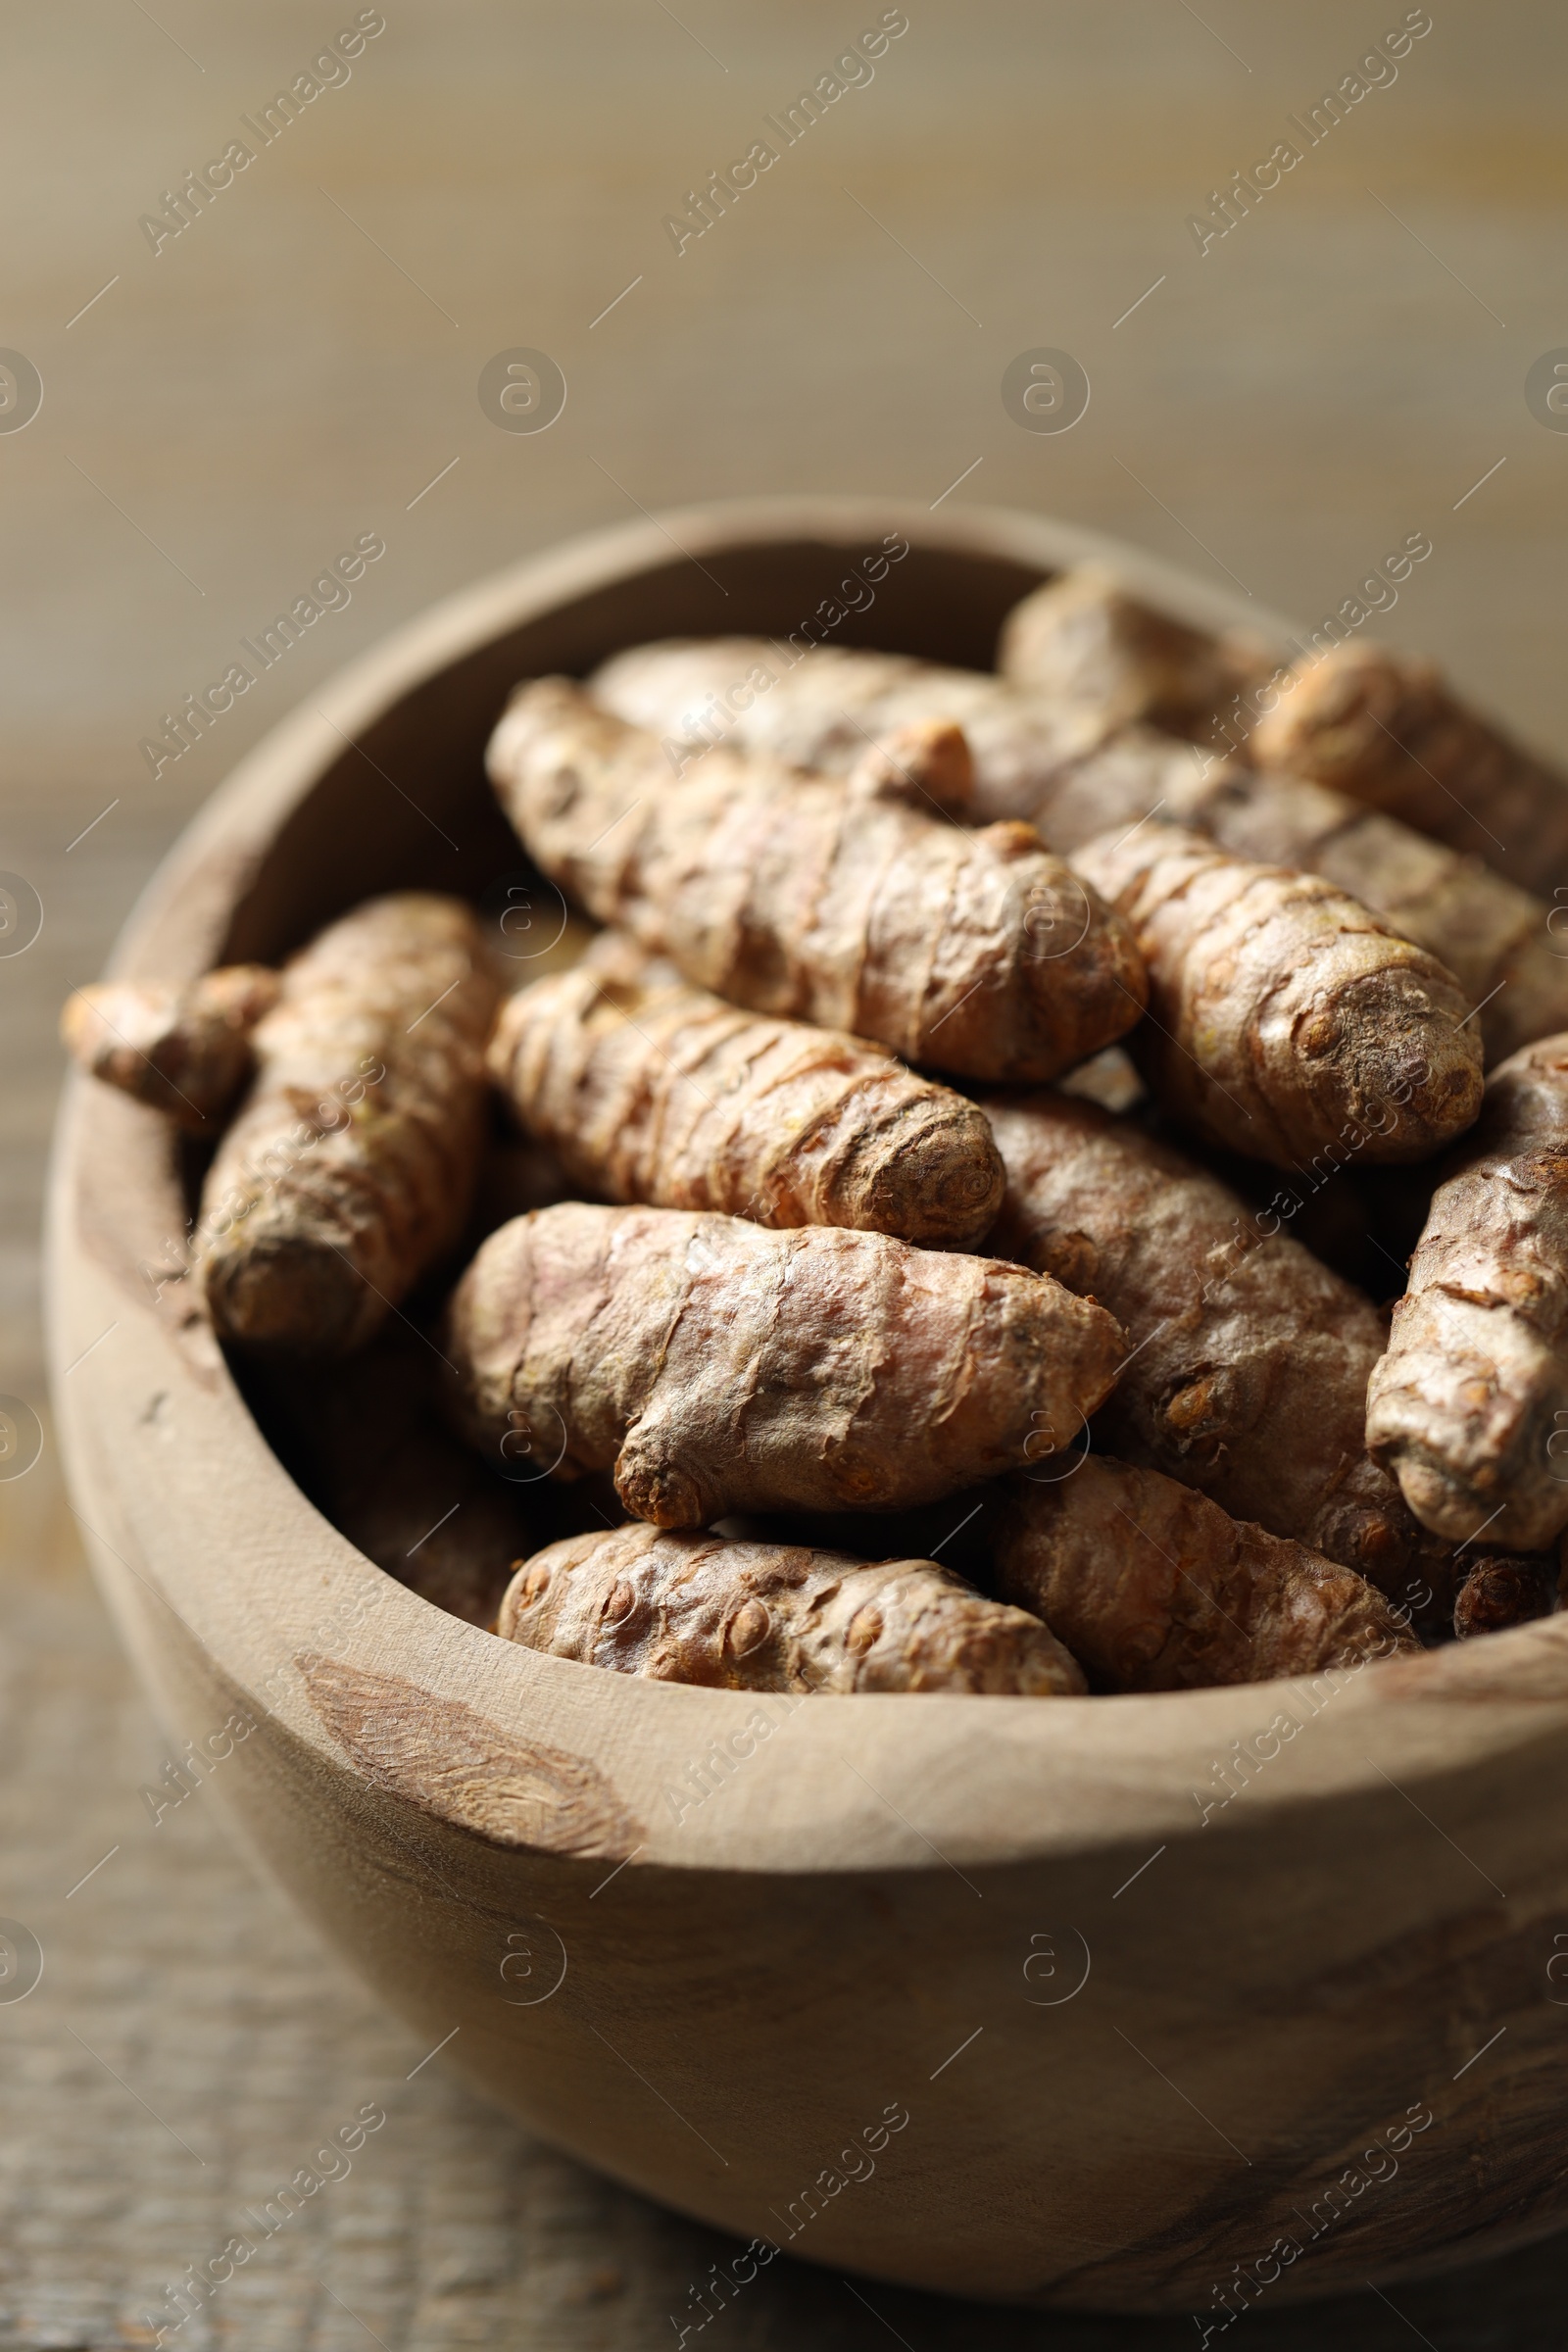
(4, 3, 1567, 2339)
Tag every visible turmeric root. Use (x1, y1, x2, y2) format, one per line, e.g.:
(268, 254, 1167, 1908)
(993, 1455, 1416, 1690)
(589, 634, 1568, 1062)
(498, 1520, 1086, 1693)
(984, 1089, 1441, 1598)
(444, 1201, 1125, 1528)
(61, 964, 279, 1132)
(488, 934, 1004, 1248)
(589, 637, 1115, 827)
(1250, 640, 1568, 898)
(253, 1328, 530, 1628)
(997, 565, 1275, 741)
(982, 728, 1564, 1054)
(487, 680, 1145, 1084)
(1069, 820, 1483, 1167)
(199, 894, 499, 1356)
(1366, 1033, 1568, 1548)
(1452, 1554, 1554, 1642)
(1169, 762, 1568, 1065)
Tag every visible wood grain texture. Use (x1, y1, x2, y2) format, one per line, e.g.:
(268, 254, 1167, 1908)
(300, 1655, 646, 1860)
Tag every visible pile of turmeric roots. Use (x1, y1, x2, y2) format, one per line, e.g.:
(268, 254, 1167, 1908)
(64, 564, 1568, 1697)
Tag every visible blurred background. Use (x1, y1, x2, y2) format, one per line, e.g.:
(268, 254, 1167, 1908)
(4, 3, 1568, 2342)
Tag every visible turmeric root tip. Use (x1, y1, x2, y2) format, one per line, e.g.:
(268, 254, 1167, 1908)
(1070, 820, 1483, 1168)
(61, 964, 279, 1133)
(1250, 640, 1568, 900)
(489, 933, 1005, 1248)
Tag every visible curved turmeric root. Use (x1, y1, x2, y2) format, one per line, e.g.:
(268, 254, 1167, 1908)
(499, 1520, 1086, 1693)
(487, 679, 1146, 1083)
(589, 636, 1113, 827)
(62, 965, 279, 1133)
(444, 1201, 1125, 1528)
(1173, 762, 1568, 1066)
(1452, 1554, 1554, 1641)
(997, 564, 1275, 740)
(1069, 821, 1483, 1167)
(984, 1089, 1443, 1599)
(590, 630, 1568, 1065)
(1250, 641, 1568, 898)
(994, 1456, 1417, 1690)
(489, 934, 1004, 1248)
(1367, 1033, 1568, 1549)
(199, 894, 499, 1356)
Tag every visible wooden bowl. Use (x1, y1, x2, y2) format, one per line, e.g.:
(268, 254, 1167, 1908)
(46, 498, 1568, 2315)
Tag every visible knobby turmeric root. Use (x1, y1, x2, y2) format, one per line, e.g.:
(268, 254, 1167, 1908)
(62, 964, 279, 1133)
(199, 894, 499, 1356)
(487, 679, 1147, 1083)
(1069, 820, 1483, 1167)
(995, 569, 1568, 1057)
(444, 1201, 1125, 1528)
(1004, 727, 1567, 1065)
(589, 636, 1115, 827)
(488, 933, 1004, 1248)
(998, 564, 1275, 741)
(589, 629, 1568, 1064)
(1167, 762, 1568, 1065)
(985, 1090, 1444, 1599)
(498, 1520, 1087, 1693)
(1452, 1553, 1554, 1641)
(1367, 1033, 1568, 1549)
(1250, 641, 1568, 897)
(994, 1455, 1417, 1690)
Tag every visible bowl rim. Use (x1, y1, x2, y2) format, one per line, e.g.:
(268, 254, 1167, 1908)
(46, 491, 1568, 1884)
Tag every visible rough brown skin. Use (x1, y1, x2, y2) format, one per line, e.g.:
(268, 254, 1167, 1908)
(443, 1201, 1126, 1530)
(993, 1455, 1418, 1690)
(1070, 820, 1484, 1169)
(1367, 1034, 1568, 1549)
(498, 1520, 1087, 1694)
(997, 565, 1274, 742)
(61, 965, 279, 1133)
(589, 636, 1116, 828)
(487, 679, 1147, 1083)
(589, 632, 1568, 1063)
(1004, 727, 1567, 1067)
(984, 1089, 1445, 1604)
(489, 933, 1005, 1249)
(253, 1328, 531, 1629)
(198, 894, 499, 1357)
(1452, 1554, 1554, 1642)
(1249, 640, 1568, 898)
(1167, 760, 1568, 1066)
